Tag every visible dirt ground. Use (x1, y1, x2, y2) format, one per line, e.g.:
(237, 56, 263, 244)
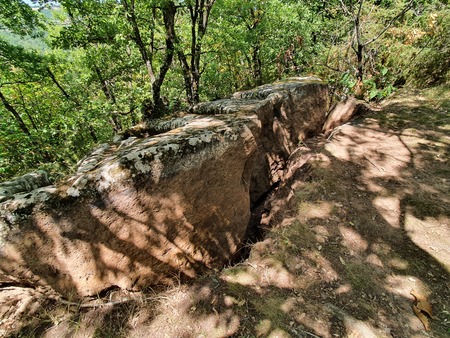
(2, 86, 449, 337)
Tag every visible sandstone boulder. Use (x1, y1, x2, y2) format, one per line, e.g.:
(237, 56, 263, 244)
(0, 78, 328, 298)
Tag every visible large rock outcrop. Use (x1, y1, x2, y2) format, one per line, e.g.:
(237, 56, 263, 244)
(0, 77, 328, 298)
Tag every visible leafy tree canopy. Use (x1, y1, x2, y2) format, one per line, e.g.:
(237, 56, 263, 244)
(0, 0, 41, 36)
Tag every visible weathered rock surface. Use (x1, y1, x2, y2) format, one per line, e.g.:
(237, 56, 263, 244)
(322, 97, 371, 136)
(0, 170, 52, 203)
(0, 77, 328, 298)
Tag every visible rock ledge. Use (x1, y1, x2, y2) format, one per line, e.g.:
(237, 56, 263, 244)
(0, 78, 328, 297)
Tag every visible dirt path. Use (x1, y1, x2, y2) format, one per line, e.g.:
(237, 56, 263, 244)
(5, 88, 450, 337)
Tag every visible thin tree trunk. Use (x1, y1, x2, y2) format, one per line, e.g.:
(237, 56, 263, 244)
(89, 125, 98, 142)
(252, 45, 263, 86)
(345, 0, 413, 98)
(122, 0, 155, 83)
(149, 1, 177, 119)
(247, 6, 263, 87)
(93, 65, 122, 132)
(178, 53, 195, 105)
(354, 0, 364, 83)
(46, 67, 77, 103)
(0, 90, 31, 136)
(189, 2, 200, 104)
(177, 0, 215, 107)
(17, 86, 38, 131)
(94, 65, 116, 104)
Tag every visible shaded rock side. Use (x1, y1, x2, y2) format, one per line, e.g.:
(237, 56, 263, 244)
(322, 97, 371, 136)
(196, 77, 329, 203)
(0, 78, 328, 298)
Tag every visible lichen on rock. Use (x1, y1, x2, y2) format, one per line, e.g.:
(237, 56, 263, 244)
(0, 170, 53, 203)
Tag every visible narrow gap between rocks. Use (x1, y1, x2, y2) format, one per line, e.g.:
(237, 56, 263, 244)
(232, 180, 282, 265)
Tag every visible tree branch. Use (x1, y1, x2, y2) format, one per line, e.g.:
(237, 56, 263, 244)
(339, 0, 353, 19)
(0, 90, 31, 135)
(0, 80, 41, 88)
(362, 0, 414, 47)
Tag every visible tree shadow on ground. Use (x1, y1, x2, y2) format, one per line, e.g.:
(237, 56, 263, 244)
(131, 92, 449, 337)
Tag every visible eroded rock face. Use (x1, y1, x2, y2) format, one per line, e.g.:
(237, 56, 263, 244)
(0, 78, 328, 297)
(0, 171, 52, 203)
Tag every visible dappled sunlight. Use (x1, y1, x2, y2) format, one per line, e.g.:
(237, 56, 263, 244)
(380, 95, 429, 109)
(312, 224, 330, 243)
(260, 95, 450, 337)
(221, 267, 259, 286)
(302, 250, 339, 283)
(0, 286, 47, 335)
(122, 285, 242, 337)
(257, 258, 297, 288)
(373, 196, 401, 228)
(416, 181, 445, 196)
(221, 256, 297, 289)
(322, 135, 354, 161)
(365, 253, 384, 268)
(364, 179, 390, 193)
(384, 274, 429, 301)
(3, 86, 449, 337)
(387, 257, 409, 270)
(370, 241, 393, 256)
(340, 314, 384, 338)
(335, 283, 352, 295)
(255, 319, 274, 337)
(292, 310, 332, 338)
(324, 302, 389, 338)
(1, 155, 250, 298)
(404, 212, 450, 271)
(116, 90, 449, 337)
(297, 200, 333, 221)
(339, 225, 369, 253)
(91, 190, 209, 274)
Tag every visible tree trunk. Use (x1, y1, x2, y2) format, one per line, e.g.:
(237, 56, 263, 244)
(178, 53, 195, 106)
(252, 45, 263, 86)
(94, 65, 116, 104)
(46, 67, 79, 105)
(177, 0, 216, 108)
(346, 0, 413, 99)
(89, 125, 98, 142)
(16, 86, 38, 131)
(247, 6, 263, 87)
(0, 90, 31, 136)
(149, 1, 177, 120)
(93, 65, 122, 132)
(122, 0, 155, 83)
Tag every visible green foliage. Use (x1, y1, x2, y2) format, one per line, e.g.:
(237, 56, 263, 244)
(0, 0, 41, 36)
(202, 0, 319, 97)
(364, 66, 396, 100)
(410, 9, 450, 86)
(0, 0, 448, 180)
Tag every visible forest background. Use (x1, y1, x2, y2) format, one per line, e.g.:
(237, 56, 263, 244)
(0, 0, 448, 181)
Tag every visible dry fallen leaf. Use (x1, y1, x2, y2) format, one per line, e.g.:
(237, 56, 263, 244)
(411, 290, 433, 330)
(412, 304, 430, 331)
(411, 290, 433, 318)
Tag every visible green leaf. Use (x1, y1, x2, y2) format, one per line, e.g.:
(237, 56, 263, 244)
(369, 88, 379, 100)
